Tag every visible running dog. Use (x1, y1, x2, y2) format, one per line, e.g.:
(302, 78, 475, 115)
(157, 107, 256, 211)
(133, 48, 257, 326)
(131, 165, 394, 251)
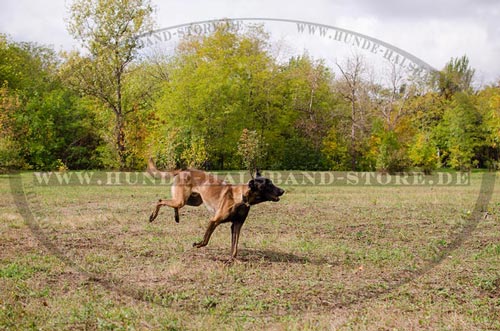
(147, 158, 284, 261)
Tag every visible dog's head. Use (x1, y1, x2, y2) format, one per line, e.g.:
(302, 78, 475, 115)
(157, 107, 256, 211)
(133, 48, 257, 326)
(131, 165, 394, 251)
(247, 171, 284, 205)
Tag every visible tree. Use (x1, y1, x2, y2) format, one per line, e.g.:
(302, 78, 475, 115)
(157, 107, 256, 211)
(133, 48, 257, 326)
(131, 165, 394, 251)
(322, 126, 350, 170)
(65, 0, 154, 169)
(408, 132, 439, 174)
(284, 56, 336, 148)
(1, 35, 102, 170)
(237, 128, 266, 173)
(0, 83, 24, 170)
(181, 135, 208, 168)
(281, 55, 339, 169)
(434, 55, 475, 99)
(477, 85, 500, 169)
(368, 118, 411, 174)
(368, 64, 425, 173)
(154, 24, 278, 169)
(406, 90, 448, 172)
(335, 54, 372, 170)
(437, 93, 483, 170)
(374, 63, 423, 130)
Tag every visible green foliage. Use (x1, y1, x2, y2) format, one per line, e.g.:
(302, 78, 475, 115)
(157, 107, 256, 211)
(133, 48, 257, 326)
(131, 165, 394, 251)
(373, 128, 409, 174)
(0, 83, 24, 171)
(434, 55, 475, 99)
(153, 25, 279, 169)
(283, 55, 338, 151)
(1, 26, 499, 171)
(0, 35, 103, 170)
(64, 0, 155, 169)
(408, 132, 439, 174)
(282, 135, 327, 170)
(181, 136, 208, 168)
(237, 128, 266, 172)
(148, 129, 181, 170)
(437, 93, 484, 170)
(477, 86, 500, 169)
(22, 89, 102, 170)
(322, 127, 350, 170)
(0, 137, 24, 171)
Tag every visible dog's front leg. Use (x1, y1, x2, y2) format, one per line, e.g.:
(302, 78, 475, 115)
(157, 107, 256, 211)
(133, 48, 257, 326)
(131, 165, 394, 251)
(229, 202, 250, 260)
(230, 220, 244, 260)
(193, 219, 220, 248)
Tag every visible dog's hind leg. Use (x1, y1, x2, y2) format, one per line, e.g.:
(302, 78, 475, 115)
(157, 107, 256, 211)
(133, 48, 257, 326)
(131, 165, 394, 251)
(149, 198, 186, 223)
(174, 208, 180, 223)
(174, 193, 201, 223)
(149, 178, 192, 223)
(149, 199, 166, 222)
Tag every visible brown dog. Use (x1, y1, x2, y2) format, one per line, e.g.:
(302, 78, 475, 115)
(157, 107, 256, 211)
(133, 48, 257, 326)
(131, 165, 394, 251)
(147, 159, 284, 261)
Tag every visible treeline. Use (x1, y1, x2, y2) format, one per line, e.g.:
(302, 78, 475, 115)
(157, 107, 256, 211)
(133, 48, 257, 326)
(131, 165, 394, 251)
(0, 35, 103, 170)
(1, 25, 499, 171)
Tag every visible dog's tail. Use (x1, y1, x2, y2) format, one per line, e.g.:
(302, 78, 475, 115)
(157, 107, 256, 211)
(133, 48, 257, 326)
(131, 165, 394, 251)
(147, 157, 159, 174)
(147, 157, 181, 179)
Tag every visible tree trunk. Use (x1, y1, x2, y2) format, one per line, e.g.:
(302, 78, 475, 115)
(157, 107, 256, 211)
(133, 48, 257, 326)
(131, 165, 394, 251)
(115, 68, 127, 170)
(350, 92, 356, 171)
(115, 112, 126, 170)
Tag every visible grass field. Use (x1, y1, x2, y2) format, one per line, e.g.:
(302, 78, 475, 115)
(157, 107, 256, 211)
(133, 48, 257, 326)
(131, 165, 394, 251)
(1, 171, 499, 330)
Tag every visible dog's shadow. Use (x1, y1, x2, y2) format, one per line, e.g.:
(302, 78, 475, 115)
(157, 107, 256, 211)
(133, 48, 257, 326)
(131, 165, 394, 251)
(234, 248, 331, 265)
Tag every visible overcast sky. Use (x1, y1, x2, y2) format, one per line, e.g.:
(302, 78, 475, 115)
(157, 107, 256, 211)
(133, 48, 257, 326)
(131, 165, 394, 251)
(1, 0, 499, 84)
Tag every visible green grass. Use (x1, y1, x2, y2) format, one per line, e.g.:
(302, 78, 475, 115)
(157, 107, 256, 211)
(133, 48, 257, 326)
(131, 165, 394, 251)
(0, 172, 499, 330)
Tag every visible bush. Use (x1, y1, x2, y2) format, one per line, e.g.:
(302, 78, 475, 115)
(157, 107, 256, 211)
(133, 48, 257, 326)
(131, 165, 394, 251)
(408, 132, 439, 174)
(375, 130, 409, 174)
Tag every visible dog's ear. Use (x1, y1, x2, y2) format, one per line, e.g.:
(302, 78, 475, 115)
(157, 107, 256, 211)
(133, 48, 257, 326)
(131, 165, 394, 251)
(255, 169, 262, 178)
